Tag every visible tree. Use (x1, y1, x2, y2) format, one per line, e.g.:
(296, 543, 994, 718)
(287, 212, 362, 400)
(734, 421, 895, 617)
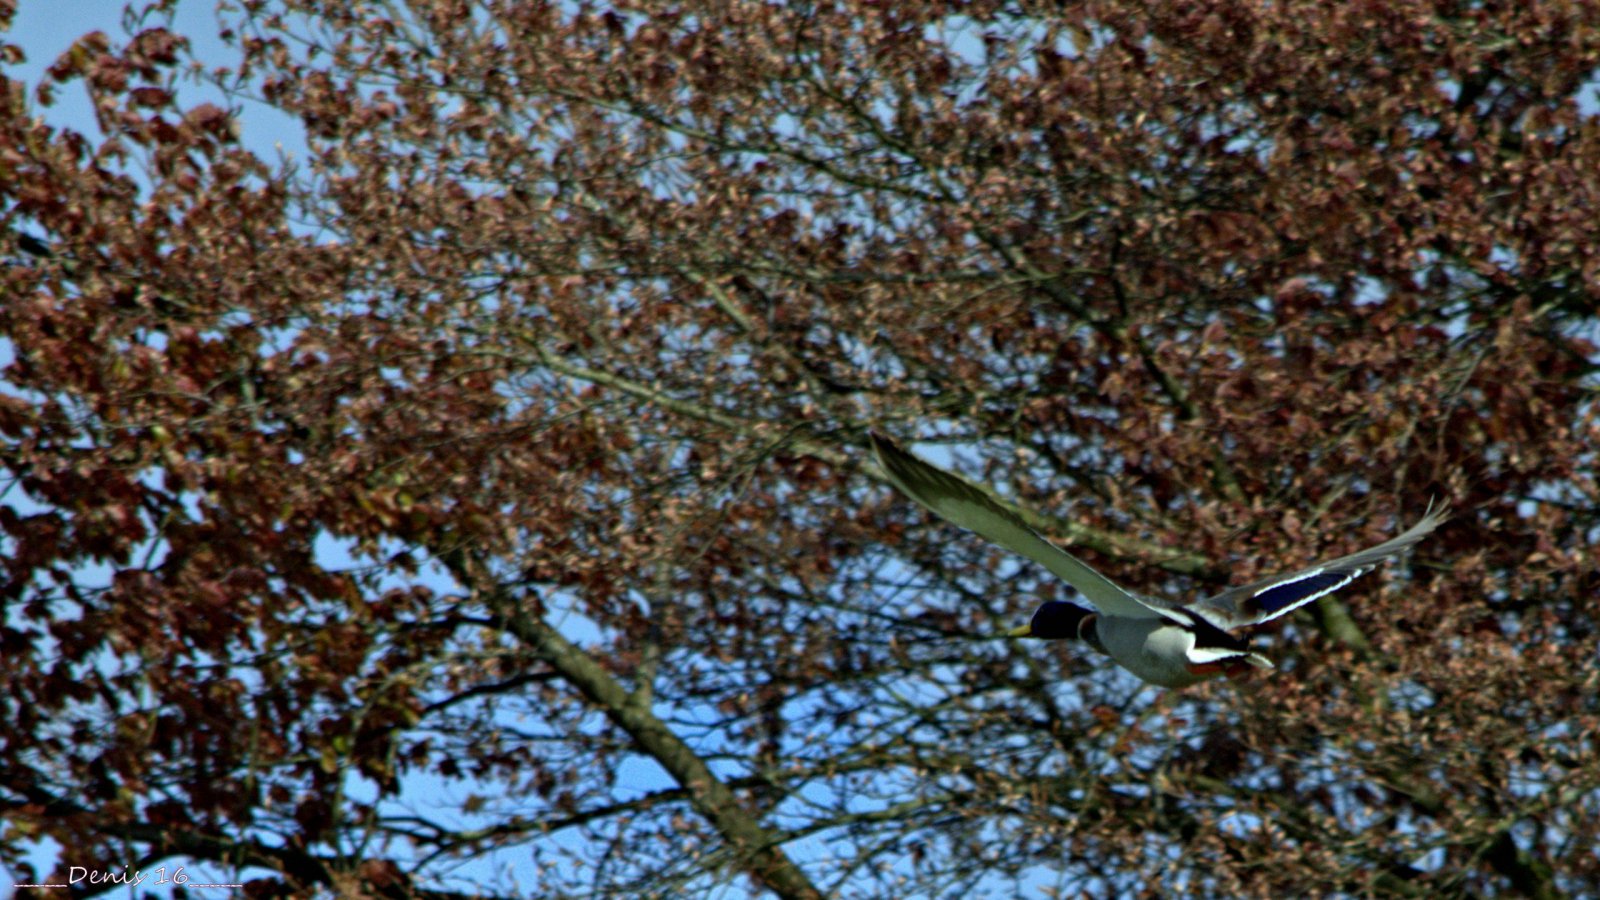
(2, 1, 1597, 896)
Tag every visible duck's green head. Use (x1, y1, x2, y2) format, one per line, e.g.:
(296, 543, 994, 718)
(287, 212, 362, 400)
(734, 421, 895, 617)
(1007, 601, 1094, 640)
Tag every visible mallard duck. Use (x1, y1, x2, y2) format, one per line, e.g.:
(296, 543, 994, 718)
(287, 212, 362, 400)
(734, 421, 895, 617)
(869, 432, 1447, 687)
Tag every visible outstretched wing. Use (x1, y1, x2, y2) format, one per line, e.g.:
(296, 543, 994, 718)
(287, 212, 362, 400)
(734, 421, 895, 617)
(870, 432, 1155, 619)
(1193, 502, 1450, 628)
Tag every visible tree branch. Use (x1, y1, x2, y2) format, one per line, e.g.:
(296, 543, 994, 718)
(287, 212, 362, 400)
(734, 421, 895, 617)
(480, 586, 825, 900)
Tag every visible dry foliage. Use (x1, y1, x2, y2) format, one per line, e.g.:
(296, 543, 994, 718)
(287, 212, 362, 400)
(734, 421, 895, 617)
(2, 1, 1598, 897)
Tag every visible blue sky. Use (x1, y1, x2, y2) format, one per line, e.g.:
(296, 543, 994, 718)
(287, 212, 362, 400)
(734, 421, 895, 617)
(7, 0, 305, 158)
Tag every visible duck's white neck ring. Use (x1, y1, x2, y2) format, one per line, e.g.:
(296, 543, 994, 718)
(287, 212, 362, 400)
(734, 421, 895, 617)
(1077, 614, 1105, 653)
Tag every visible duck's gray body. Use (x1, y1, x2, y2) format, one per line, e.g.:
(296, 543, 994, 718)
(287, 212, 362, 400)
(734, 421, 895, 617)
(1085, 613, 1268, 688)
(1096, 616, 1215, 688)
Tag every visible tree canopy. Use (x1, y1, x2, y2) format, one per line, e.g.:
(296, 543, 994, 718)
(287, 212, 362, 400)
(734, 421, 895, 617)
(2, 1, 1598, 897)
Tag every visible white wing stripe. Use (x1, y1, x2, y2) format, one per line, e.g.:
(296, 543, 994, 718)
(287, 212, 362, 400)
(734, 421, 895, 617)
(1252, 567, 1326, 596)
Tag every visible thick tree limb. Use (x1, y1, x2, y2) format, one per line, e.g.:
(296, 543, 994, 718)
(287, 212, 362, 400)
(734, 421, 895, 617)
(459, 581, 823, 900)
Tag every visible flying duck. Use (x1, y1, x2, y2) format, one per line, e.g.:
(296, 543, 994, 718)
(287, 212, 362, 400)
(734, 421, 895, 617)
(869, 432, 1447, 688)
